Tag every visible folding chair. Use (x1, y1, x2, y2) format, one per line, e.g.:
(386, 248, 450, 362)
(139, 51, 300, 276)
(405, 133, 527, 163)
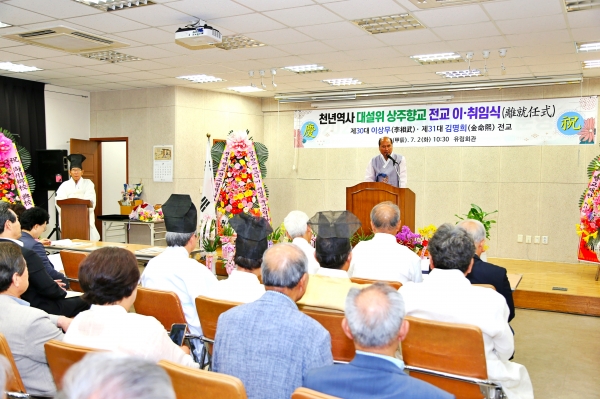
(298, 305, 355, 363)
(194, 296, 240, 367)
(158, 360, 247, 399)
(401, 316, 506, 399)
(44, 340, 99, 390)
(0, 333, 29, 398)
(59, 250, 88, 292)
(349, 277, 402, 290)
(291, 387, 342, 399)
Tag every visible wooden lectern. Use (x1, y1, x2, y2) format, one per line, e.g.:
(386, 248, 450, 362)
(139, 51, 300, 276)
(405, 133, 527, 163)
(346, 183, 415, 235)
(57, 199, 92, 240)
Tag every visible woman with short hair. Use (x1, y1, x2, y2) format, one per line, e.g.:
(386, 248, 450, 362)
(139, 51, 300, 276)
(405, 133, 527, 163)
(63, 247, 197, 368)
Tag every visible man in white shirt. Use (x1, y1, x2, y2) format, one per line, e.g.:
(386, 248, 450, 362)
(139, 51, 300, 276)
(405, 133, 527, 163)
(349, 202, 422, 284)
(400, 224, 533, 399)
(364, 137, 407, 188)
(283, 210, 319, 274)
(206, 212, 272, 303)
(141, 194, 217, 337)
(55, 154, 100, 241)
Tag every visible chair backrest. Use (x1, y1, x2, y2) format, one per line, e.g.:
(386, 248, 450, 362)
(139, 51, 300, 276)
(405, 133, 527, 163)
(158, 360, 247, 399)
(0, 333, 27, 394)
(291, 387, 342, 399)
(349, 277, 402, 290)
(194, 296, 241, 355)
(298, 305, 355, 363)
(401, 316, 488, 399)
(472, 284, 496, 291)
(134, 287, 187, 331)
(59, 250, 88, 292)
(44, 340, 99, 390)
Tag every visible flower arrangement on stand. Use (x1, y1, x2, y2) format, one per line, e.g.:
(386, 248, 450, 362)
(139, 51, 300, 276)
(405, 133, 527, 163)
(200, 217, 221, 275)
(129, 203, 163, 222)
(577, 159, 600, 262)
(120, 183, 143, 206)
(0, 128, 35, 207)
(395, 224, 437, 258)
(220, 223, 236, 275)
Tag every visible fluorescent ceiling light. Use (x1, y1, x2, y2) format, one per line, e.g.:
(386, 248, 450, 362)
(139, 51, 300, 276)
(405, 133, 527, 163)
(0, 62, 42, 73)
(311, 95, 454, 109)
(323, 78, 362, 86)
(410, 52, 463, 65)
(79, 50, 140, 63)
(73, 0, 155, 12)
(564, 0, 600, 12)
(0, 22, 12, 28)
(227, 86, 265, 93)
(281, 64, 328, 74)
(436, 69, 481, 78)
(177, 74, 224, 83)
(577, 42, 600, 52)
(216, 35, 265, 50)
(352, 14, 425, 34)
(583, 60, 600, 69)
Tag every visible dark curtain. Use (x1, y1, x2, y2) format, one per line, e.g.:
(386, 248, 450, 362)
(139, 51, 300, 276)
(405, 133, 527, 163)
(0, 75, 47, 210)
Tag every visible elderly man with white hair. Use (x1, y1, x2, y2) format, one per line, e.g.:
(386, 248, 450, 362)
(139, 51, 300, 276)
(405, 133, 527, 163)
(349, 201, 422, 284)
(458, 219, 515, 322)
(283, 210, 320, 274)
(304, 283, 453, 399)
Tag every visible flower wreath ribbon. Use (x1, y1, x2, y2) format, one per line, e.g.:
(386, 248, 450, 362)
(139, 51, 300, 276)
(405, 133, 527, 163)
(0, 134, 34, 208)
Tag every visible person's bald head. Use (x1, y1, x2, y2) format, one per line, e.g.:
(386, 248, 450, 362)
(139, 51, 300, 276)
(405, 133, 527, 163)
(345, 283, 406, 348)
(457, 219, 486, 256)
(370, 201, 401, 234)
(261, 243, 307, 289)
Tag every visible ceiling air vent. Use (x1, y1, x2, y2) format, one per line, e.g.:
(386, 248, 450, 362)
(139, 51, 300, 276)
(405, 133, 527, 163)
(4, 26, 128, 53)
(409, 0, 493, 9)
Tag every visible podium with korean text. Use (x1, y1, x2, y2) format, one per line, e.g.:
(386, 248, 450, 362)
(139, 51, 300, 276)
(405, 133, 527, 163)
(57, 199, 92, 240)
(346, 183, 415, 235)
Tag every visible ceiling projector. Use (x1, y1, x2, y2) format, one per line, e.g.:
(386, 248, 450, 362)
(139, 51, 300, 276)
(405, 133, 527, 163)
(175, 22, 221, 47)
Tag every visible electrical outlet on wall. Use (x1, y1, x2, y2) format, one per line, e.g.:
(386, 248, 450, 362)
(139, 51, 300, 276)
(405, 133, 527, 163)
(534, 236, 540, 244)
(542, 236, 548, 244)
(525, 235, 532, 244)
(517, 234, 523, 243)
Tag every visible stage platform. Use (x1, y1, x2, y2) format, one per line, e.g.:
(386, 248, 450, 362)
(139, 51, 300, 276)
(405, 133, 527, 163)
(490, 258, 600, 317)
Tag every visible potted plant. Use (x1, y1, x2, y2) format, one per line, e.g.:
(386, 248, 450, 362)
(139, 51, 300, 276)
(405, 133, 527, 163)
(455, 203, 498, 260)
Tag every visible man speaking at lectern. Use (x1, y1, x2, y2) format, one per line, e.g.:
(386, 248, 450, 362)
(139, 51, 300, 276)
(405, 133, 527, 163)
(364, 137, 407, 188)
(55, 154, 100, 241)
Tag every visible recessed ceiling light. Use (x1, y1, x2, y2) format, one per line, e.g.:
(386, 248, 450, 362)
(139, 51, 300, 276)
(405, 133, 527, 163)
(352, 14, 425, 34)
(281, 64, 329, 74)
(73, 0, 156, 12)
(0, 62, 42, 73)
(564, 0, 600, 12)
(177, 74, 224, 83)
(436, 69, 481, 78)
(576, 42, 600, 53)
(79, 51, 140, 63)
(0, 22, 12, 28)
(215, 35, 265, 50)
(410, 52, 463, 65)
(227, 86, 265, 93)
(583, 60, 600, 69)
(323, 78, 362, 86)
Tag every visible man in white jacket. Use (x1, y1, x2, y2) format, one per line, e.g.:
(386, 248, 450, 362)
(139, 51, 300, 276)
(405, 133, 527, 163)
(399, 223, 533, 399)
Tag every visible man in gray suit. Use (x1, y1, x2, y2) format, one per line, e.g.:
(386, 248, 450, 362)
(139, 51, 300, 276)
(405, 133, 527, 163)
(213, 243, 333, 399)
(0, 242, 71, 397)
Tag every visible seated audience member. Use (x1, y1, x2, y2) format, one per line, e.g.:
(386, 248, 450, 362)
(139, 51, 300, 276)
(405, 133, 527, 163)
(458, 219, 515, 322)
(59, 352, 176, 399)
(20, 207, 69, 288)
(297, 211, 365, 311)
(0, 202, 88, 317)
(141, 194, 217, 337)
(400, 224, 533, 399)
(283, 210, 320, 274)
(0, 242, 71, 397)
(206, 212, 272, 303)
(64, 247, 198, 368)
(8, 203, 25, 221)
(213, 243, 333, 399)
(349, 201, 422, 284)
(304, 283, 454, 399)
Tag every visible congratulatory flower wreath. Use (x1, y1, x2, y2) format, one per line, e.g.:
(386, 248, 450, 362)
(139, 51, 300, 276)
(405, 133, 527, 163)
(0, 128, 35, 207)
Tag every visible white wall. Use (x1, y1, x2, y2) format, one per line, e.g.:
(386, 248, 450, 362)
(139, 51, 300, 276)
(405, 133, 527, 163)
(101, 141, 127, 215)
(44, 85, 90, 238)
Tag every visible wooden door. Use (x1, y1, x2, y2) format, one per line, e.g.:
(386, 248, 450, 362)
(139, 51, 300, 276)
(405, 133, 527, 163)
(70, 139, 102, 235)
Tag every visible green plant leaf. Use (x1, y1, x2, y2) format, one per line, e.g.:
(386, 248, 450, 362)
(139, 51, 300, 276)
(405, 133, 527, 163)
(580, 188, 588, 208)
(587, 154, 600, 179)
(25, 173, 35, 194)
(18, 146, 31, 170)
(211, 141, 226, 178)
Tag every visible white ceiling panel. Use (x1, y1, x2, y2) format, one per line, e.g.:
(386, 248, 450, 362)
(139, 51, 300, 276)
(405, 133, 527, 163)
(412, 4, 490, 28)
(566, 8, 600, 28)
(273, 41, 336, 55)
(113, 4, 192, 27)
(496, 14, 567, 35)
(86, 63, 140, 74)
(5, 0, 101, 19)
(121, 45, 179, 59)
(445, 36, 511, 52)
(22, 58, 70, 69)
(3, 44, 67, 58)
(44, 54, 106, 67)
(230, 46, 290, 60)
(264, 5, 344, 27)
(300, 50, 356, 64)
(261, 55, 314, 67)
(57, 67, 109, 77)
(124, 80, 165, 88)
(506, 30, 572, 48)
(374, 29, 441, 46)
(432, 22, 500, 41)
(0, 48, 31, 62)
(92, 74, 135, 83)
(92, 82, 137, 90)
(529, 62, 582, 73)
(118, 70, 166, 80)
(0, 3, 54, 25)
(322, 35, 388, 51)
(510, 43, 576, 57)
(248, 29, 313, 46)
(296, 21, 364, 40)
(22, 69, 71, 79)
(65, 13, 149, 34)
(0, 37, 23, 48)
(165, 0, 253, 19)
(114, 27, 174, 45)
(343, 46, 402, 60)
(322, 0, 408, 20)
(394, 42, 454, 57)
(211, 13, 285, 34)
(483, 0, 564, 20)
(521, 54, 580, 66)
(571, 27, 600, 42)
(234, 0, 314, 12)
